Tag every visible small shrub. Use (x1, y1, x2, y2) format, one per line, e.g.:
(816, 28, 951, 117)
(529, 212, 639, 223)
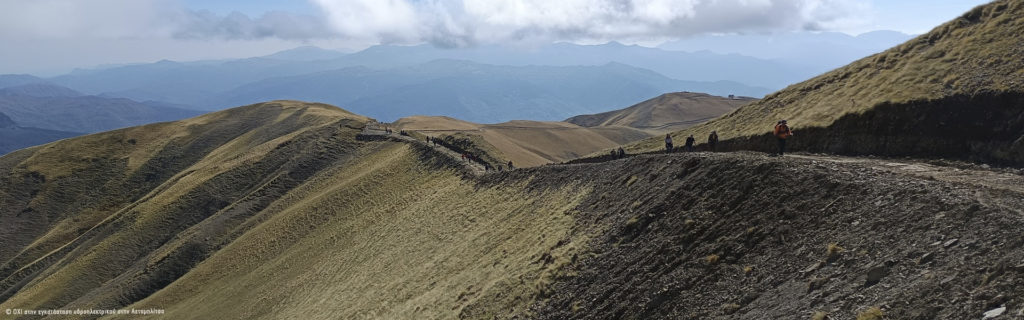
(812, 311, 829, 320)
(625, 216, 639, 227)
(625, 175, 638, 186)
(722, 303, 741, 314)
(705, 254, 720, 264)
(856, 307, 884, 320)
(826, 243, 844, 260)
(743, 266, 753, 274)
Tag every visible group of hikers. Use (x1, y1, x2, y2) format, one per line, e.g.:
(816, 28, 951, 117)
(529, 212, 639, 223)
(662, 120, 793, 156)
(379, 119, 796, 173)
(663, 131, 719, 153)
(481, 161, 515, 172)
(460, 152, 514, 172)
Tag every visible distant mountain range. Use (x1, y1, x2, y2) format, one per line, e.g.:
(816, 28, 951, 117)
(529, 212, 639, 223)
(0, 82, 202, 154)
(40, 42, 807, 116)
(0, 111, 78, 155)
(210, 60, 767, 123)
(0, 83, 201, 133)
(0, 31, 911, 153)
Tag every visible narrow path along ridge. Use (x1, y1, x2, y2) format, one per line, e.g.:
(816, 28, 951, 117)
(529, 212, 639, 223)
(361, 122, 488, 176)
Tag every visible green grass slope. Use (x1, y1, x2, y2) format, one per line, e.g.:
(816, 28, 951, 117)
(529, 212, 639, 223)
(629, 0, 1024, 165)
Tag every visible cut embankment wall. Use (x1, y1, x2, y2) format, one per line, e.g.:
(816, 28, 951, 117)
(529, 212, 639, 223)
(714, 92, 1024, 166)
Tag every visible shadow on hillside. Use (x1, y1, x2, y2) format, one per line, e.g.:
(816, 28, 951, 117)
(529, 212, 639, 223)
(716, 92, 1024, 166)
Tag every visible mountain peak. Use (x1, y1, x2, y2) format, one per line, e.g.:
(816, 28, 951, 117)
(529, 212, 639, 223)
(0, 74, 45, 89)
(0, 83, 83, 98)
(263, 46, 347, 61)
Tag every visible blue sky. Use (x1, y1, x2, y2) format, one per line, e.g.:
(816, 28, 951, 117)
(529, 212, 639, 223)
(868, 0, 992, 34)
(0, 0, 995, 75)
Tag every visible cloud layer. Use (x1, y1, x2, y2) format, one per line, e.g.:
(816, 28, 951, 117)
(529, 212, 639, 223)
(312, 0, 871, 46)
(0, 0, 869, 45)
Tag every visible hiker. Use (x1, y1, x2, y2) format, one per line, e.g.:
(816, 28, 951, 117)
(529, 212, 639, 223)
(617, 147, 626, 158)
(684, 135, 696, 152)
(774, 120, 794, 156)
(707, 131, 719, 152)
(610, 150, 617, 159)
(508, 161, 515, 170)
(665, 134, 674, 153)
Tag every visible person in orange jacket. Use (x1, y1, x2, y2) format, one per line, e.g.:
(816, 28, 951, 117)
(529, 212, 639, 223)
(774, 120, 793, 156)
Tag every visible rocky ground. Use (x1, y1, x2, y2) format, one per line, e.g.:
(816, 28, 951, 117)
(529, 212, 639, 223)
(479, 151, 1024, 319)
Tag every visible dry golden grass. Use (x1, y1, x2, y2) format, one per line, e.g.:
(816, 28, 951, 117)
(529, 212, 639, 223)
(394, 116, 650, 167)
(1, 101, 597, 319)
(0, 101, 369, 313)
(124, 143, 592, 319)
(566, 92, 755, 134)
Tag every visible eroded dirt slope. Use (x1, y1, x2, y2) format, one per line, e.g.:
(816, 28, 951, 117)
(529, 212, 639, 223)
(482, 152, 1024, 319)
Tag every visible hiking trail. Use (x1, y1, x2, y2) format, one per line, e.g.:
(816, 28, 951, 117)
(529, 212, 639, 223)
(361, 123, 488, 176)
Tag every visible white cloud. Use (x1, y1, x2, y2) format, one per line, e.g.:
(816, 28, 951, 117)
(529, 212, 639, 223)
(312, 0, 872, 45)
(0, 0, 869, 43)
(0, 0, 334, 40)
(0, 0, 175, 39)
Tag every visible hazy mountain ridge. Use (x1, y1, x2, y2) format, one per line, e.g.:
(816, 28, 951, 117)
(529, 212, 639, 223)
(0, 75, 46, 89)
(0, 83, 202, 133)
(44, 42, 790, 114)
(212, 60, 768, 123)
(0, 111, 79, 154)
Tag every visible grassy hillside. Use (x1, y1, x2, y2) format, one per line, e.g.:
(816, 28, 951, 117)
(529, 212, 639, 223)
(629, 0, 1024, 165)
(566, 92, 755, 134)
(394, 116, 651, 167)
(0, 101, 594, 318)
(2, 100, 1023, 319)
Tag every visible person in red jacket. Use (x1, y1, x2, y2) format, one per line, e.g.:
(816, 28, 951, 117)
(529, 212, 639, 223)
(774, 120, 793, 156)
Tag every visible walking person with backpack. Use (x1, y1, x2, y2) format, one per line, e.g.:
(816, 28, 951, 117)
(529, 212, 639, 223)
(665, 134, 674, 153)
(774, 120, 794, 156)
(707, 131, 719, 152)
